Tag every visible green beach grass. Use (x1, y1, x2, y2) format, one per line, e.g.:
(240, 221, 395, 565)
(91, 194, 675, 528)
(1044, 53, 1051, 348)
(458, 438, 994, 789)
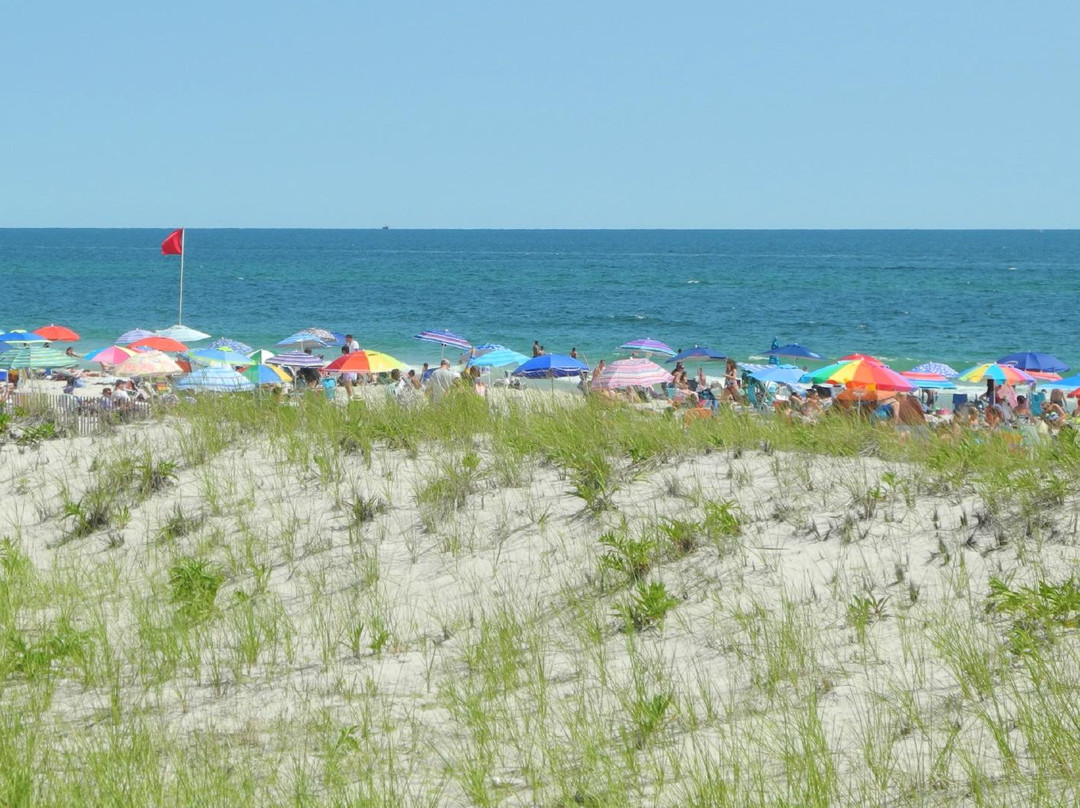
(2, 389, 1080, 805)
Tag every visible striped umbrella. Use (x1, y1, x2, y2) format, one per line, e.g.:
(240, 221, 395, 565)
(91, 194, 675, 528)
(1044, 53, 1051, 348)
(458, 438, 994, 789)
(901, 372, 957, 390)
(113, 350, 184, 377)
(266, 351, 327, 368)
(323, 350, 405, 374)
(619, 338, 676, 357)
(85, 345, 138, 365)
(242, 364, 292, 385)
(415, 329, 470, 351)
(0, 330, 48, 346)
(176, 366, 255, 392)
(209, 337, 254, 354)
(0, 345, 79, 370)
(116, 329, 157, 345)
(247, 349, 276, 364)
(910, 361, 959, 378)
(957, 363, 1036, 385)
(827, 358, 915, 392)
(591, 358, 672, 390)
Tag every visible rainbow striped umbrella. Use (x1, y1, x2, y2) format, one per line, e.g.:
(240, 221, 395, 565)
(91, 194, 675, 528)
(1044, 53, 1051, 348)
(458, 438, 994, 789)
(242, 363, 292, 385)
(957, 363, 1036, 385)
(825, 358, 915, 392)
(591, 358, 673, 390)
(322, 350, 405, 374)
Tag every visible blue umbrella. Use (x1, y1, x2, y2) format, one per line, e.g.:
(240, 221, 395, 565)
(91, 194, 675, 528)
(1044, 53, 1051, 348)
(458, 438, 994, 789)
(277, 331, 331, 349)
(176, 366, 255, 392)
(1039, 372, 1080, 390)
(910, 361, 959, 378)
(0, 331, 47, 345)
(997, 352, 1069, 373)
(209, 337, 254, 355)
(766, 343, 823, 360)
(512, 354, 589, 379)
(750, 365, 807, 385)
(666, 346, 726, 364)
(468, 348, 530, 368)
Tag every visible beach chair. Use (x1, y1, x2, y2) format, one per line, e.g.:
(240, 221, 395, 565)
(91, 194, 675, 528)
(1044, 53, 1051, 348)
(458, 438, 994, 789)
(951, 393, 968, 412)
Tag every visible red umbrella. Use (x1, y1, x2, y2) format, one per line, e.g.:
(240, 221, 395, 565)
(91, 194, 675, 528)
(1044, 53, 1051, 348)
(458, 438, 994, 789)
(34, 324, 80, 341)
(129, 336, 188, 352)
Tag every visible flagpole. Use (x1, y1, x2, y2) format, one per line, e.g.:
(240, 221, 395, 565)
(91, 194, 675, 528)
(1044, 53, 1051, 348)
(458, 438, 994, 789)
(178, 228, 185, 324)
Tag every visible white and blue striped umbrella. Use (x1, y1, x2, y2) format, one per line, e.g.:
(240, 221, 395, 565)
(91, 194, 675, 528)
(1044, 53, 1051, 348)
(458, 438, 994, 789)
(415, 329, 470, 351)
(266, 351, 327, 368)
(176, 366, 255, 392)
(277, 331, 331, 349)
(116, 329, 157, 345)
(910, 361, 959, 378)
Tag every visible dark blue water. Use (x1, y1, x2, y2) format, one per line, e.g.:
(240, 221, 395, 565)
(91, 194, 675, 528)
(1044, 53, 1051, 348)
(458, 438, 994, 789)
(1, 229, 1076, 370)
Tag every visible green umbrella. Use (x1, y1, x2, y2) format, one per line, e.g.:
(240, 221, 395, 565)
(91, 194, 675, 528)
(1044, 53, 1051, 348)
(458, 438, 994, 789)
(0, 345, 79, 370)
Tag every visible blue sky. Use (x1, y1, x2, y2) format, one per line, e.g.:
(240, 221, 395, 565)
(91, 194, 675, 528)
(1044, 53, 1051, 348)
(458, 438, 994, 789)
(2, 1, 1077, 228)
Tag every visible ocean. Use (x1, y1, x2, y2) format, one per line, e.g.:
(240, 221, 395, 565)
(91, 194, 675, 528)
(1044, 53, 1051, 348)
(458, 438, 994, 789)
(1, 229, 1077, 371)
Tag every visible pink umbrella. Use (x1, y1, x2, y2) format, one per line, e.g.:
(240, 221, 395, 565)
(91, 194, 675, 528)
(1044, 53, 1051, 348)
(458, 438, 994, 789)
(591, 358, 673, 390)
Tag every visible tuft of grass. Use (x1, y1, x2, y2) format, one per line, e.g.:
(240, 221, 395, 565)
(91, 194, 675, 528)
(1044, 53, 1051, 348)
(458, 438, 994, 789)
(616, 580, 679, 632)
(168, 557, 224, 622)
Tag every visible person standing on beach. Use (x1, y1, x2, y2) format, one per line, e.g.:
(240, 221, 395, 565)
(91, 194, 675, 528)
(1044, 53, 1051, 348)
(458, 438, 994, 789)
(345, 334, 360, 353)
(427, 359, 456, 404)
(337, 346, 356, 400)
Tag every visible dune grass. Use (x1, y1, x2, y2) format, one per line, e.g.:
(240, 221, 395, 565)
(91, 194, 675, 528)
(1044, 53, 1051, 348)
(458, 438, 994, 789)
(2, 389, 1080, 805)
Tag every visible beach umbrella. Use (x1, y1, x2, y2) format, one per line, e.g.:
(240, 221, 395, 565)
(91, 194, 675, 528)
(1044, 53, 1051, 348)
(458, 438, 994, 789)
(766, 343, 823, 360)
(176, 366, 255, 392)
(0, 345, 79, 370)
(0, 342, 11, 353)
(512, 354, 589, 379)
(301, 327, 342, 345)
(666, 346, 726, 364)
(85, 345, 137, 365)
(209, 337, 254, 355)
(113, 350, 184, 377)
(1028, 371, 1062, 381)
(803, 361, 855, 385)
(467, 348, 530, 368)
(591, 358, 672, 390)
(901, 372, 957, 390)
(750, 365, 808, 386)
(619, 338, 677, 357)
(957, 363, 1036, 385)
(1031, 372, 1080, 390)
(266, 351, 327, 368)
(247, 349, 276, 364)
(129, 336, 188, 352)
(277, 330, 331, 350)
(910, 361, 959, 378)
(825, 358, 916, 392)
(188, 347, 251, 367)
(116, 328, 157, 345)
(242, 363, 292, 385)
(34, 324, 80, 342)
(996, 351, 1069, 373)
(0, 330, 48, 346)
(415, 329, 471, 351)
(323, 350, 405, 374)
(838, 353, 882, 363)
(156, 324, 211, 342)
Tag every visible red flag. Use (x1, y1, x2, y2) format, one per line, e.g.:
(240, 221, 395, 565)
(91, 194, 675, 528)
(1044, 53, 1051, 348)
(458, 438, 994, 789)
(161, 228, 184, 255)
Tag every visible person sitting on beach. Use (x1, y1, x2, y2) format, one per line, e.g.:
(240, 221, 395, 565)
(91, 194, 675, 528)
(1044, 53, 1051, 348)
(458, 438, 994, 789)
(1014, 395, 1031, 420)
(100, 387, 116, 411)
(801, 387, 824, 417)
(391, 368, 419, 408)
(407, 369, 421, 390)
(985, 404, 1006, 431)
(1043, 389, 1068, 428)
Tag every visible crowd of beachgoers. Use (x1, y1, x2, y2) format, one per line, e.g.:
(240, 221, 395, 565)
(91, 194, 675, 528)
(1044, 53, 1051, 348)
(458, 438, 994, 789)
(2, 325, 1078, 446)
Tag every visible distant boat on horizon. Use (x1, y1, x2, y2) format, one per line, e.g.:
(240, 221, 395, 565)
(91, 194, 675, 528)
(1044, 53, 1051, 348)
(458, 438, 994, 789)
(382, 225, 390, 230)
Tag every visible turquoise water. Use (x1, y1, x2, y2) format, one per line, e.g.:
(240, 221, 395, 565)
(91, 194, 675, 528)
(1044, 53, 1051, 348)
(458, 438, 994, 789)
(1, 229, 1077, 370)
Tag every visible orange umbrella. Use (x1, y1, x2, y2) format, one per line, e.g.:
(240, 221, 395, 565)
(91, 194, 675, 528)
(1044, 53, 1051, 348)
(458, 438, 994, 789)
(34, 324, 80, 341)
(129, 336, 188, 352)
